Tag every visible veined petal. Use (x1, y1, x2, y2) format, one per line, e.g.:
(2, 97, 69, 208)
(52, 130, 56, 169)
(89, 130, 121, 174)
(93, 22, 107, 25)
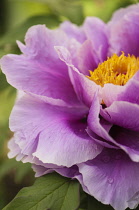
(102, 84, 123, 106)
(100, 101, 139, 131)
(88, 95, 139, 162)
(10, 95, 102, 167)
(108, 3, 139, 23)
(32, 164, 79, 178)
(55, 46, 100, 107)
(60, 21, 86, 43)
(118, 73, 139, 105)
(77, 149, 139, 210)
(77, 40, 99, 75)
(108, 6, 139, 56)
(83, 17, 109, 62)
(0, 25, 80, 107)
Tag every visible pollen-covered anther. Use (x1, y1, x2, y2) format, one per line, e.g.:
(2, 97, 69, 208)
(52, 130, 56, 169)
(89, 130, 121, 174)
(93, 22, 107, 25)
(87, 52, 139, 86)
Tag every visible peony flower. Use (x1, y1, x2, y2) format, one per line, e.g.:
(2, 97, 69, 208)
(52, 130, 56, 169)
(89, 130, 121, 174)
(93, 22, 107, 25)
(1, 3, 139, 210)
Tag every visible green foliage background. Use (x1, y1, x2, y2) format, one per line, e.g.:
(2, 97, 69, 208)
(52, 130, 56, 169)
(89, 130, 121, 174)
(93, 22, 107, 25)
(0, 0, 138, 209)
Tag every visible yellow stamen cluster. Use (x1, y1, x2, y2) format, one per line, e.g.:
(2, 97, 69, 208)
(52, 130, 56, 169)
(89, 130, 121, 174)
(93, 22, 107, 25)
(87, 52, 139, 87)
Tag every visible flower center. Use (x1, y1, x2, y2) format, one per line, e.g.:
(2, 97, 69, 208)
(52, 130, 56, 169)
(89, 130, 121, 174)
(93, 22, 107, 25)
(87, 52, 139, 87)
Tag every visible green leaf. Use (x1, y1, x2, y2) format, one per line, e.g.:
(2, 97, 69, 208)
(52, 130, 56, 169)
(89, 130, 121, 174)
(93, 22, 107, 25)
(3, 173, 80, 210)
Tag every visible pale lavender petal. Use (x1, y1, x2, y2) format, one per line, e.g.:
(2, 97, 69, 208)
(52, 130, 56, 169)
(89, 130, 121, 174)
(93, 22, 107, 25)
(77, 40, 98, 75)
(55, 46, 101, 107)
(83, 17, 109, 62)
(108, 7, 139, 56)
(69, 67, 101, 108)
(102, 73, 139, 107)
(88, 96, 139, 162)
(34, 115, 102, 167)
(10, 95, 102, 167)
(108, 3, 139, 24)
(117, 73, 139, 105)
(32, 165, 54, 177)
(102, 84, 123, 106)
(1, 25, 80, 107)
(87, 94, 116, 146)
(77, 149, 139, 210)
(100, 101, 139, 131)
(66, 38, 82, 69)
(8, 138, 21, 159)
(60, 21, 86, 43)
(32, 164, 79, 178)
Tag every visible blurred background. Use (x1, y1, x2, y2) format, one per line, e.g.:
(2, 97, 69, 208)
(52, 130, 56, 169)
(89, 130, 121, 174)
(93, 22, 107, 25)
(0, 0, 138, 209)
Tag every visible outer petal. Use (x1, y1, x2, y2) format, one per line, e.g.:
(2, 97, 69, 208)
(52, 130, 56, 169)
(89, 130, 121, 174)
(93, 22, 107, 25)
(55, 46, 101, 107)
(8, 138, 23, 159)
(0, 25, 80, 107)
(8, 138, 79, 178)
(108, 5, 139, 56)
(10, 95, 102, 167)
(8, 138, 79, 179)
(83, 17, 109, 62)
(77, 149, 139, 210)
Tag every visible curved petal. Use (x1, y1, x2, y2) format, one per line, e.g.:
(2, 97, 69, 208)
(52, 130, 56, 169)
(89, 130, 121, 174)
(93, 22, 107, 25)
(83, 17, 109, 62)
(109, 126, 139, 162)
(87, 124, 117, 149)
(100, 101, 139, 131)
(0, 25, 80, 107)
(10, 95, 102, 167)
(118, 73, 139, 105)
(102, 73, 139, 107)
(68, 66, 100, 108)
(55, 46, 101, 107)
(88, 95, 139, 162)
(102, 84, 123, 107)
(77, 149, 139, 210)
(108, 9, 139, 56)
(32, 164, 79, 178)
(77, 40, 99, 75)
(8, 138, 79, 178)
(8, 138, 23, 159)
(87, 94, 117, 147)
